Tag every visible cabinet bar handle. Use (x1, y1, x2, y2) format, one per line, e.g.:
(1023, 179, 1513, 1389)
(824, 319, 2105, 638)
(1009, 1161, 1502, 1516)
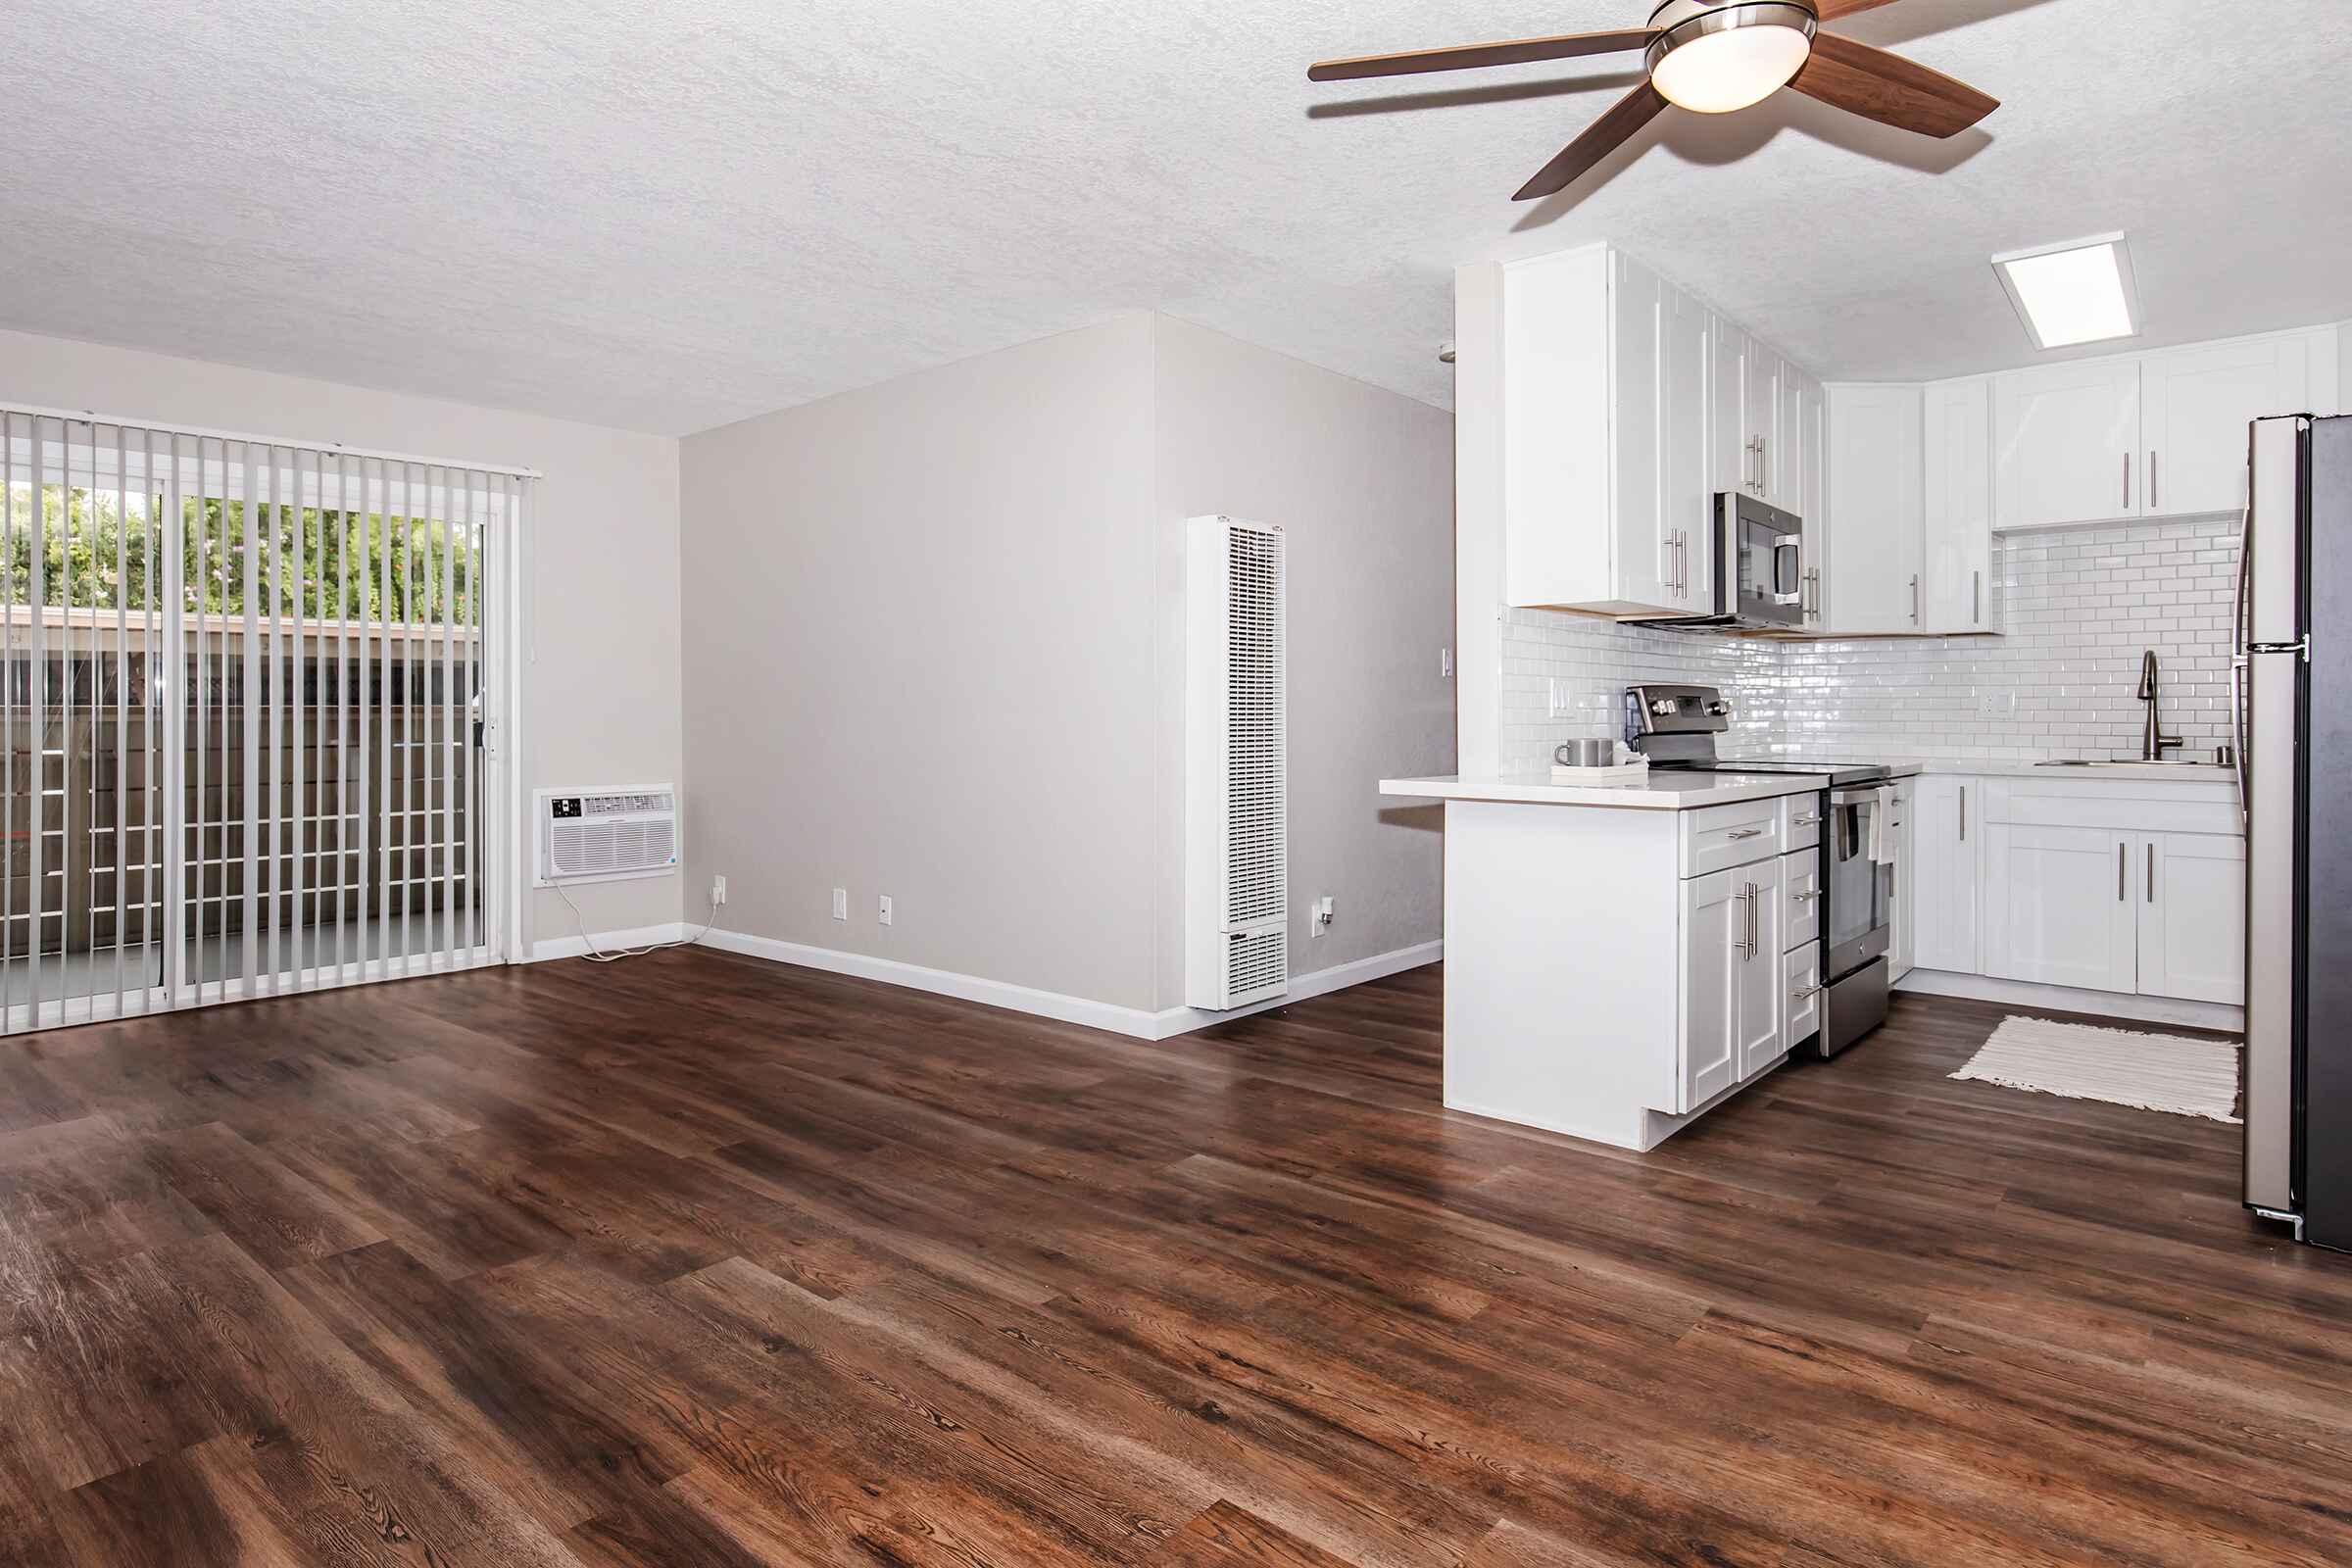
(1910, 574, 1920, 624)
(1747, 881, 1759, 960)
(2124, 451, 2131, 511)
(1663, 532, 1675, 593)
(2146, 841, 2154, 904)
(2117, 842, 2126, 902)
(1959, 785, 1967, 842)
(2149, 450, 2158, 511)
(1728, 826, 1767, 840)
(1973, 568, 1982, 625)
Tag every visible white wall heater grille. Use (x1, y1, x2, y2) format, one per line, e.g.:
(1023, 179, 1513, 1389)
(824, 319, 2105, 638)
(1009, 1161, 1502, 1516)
(1186, 515, 1287, 1009)
(535, 786, 678, 885)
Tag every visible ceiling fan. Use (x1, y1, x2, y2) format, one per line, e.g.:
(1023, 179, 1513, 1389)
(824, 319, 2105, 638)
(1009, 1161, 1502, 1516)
(1308, 0, 1998, 202)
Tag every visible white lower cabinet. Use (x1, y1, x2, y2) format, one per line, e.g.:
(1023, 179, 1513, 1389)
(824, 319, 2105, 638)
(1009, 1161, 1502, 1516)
(1932, 775, 2244, 1005)
(1681, 871, 1740, 1108)
(1681, 857, 1786, 1108)
(1911, 775, 1980, 972)
(1983, 823, 2140, 992)
(2137, 833, 2247, 1004)
(1784, 943, 1823, 1052)
(1889, 781, 1915, 982)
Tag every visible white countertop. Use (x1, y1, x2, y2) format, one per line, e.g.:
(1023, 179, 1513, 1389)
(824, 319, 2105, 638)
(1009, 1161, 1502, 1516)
(1890, 757, 2237, 783)
(1379, 771, 1829, 809)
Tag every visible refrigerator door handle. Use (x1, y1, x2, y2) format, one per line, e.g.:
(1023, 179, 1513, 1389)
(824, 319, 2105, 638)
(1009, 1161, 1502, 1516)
(2231, 489, 2252, 826)
(2231, 659, 2249, 828)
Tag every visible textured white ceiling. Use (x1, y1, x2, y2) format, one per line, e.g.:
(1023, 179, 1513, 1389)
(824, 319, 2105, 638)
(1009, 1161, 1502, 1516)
(3, 1, 2347, 435)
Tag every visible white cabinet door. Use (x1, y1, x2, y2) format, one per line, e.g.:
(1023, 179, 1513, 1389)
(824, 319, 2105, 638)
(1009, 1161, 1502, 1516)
(1991, 360, 2143, 529)
(1825, 385, 1924, 634)
(1911, 776, 1981, 974)
(1800, 375, 1826, 626)
(1783, 943, 1823, 1054)
(1922, 378, 1993, 633)
(1775, 359, 1806, 514)
(1889, 785, 1915, 982)
(1712, 316, 1750, 501)
(2141, 336, 2313, 517)
(1661, 283, 1715, 612)
(1747, 344, 1784, 508)
(2137, 833, 2247, 1004)
(1609, 250, 1670, 610)
(1983, 823, 2139, 993)
(1733, 858, 1787, 1078)
(1680, 869, 1740, 1110)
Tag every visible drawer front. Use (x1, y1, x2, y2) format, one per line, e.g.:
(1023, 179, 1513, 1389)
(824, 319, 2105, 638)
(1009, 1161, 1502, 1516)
(1682, 798, 1787, 877)
(1784, 942, 1823, 1050)
(1781, 851, 1822, 949)
(1782, 793, 1825, 853)
(1981, 776, 2242, 836)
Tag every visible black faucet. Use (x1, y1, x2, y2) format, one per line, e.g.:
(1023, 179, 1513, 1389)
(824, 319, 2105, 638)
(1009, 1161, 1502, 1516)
(2137, 649, 2182, 760)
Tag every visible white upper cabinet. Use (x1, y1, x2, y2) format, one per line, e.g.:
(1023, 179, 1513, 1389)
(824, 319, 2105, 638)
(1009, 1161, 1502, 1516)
(1992, 359, 2143, 530)
(1990, 327, 2334, 531)
(1921, 377, 1992, 633)
(1712, 315, 1749, 502)
(1662, 282, 1716, 614)
(1775, 357, 1808, 515)
(1477, 244, 1804, 619)
(1824, 385, 1924, 634)
(1799, 375, 1825, 626)
(2140, 335, 2313, 516)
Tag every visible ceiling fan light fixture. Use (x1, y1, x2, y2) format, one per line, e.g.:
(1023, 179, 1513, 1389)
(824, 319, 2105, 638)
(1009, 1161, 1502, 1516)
(1645, 1, 1817, 114)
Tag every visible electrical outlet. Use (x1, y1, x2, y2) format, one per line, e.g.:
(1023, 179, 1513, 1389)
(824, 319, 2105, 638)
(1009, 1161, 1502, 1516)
(710, 875, 727, 906)
(1441, 646, 1453, 680)
(878, 895, 893, 927)
(830, 887, 848, 921)
(1311, 895, 1335, 936)
(1977, 690, 2017, 717)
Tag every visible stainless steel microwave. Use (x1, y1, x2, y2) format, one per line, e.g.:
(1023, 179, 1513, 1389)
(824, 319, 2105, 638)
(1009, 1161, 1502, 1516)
(1629, 492, 1805, 631)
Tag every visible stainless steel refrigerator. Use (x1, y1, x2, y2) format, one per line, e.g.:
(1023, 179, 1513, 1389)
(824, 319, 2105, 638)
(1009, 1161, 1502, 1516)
(2243, 413, 2352, 1250)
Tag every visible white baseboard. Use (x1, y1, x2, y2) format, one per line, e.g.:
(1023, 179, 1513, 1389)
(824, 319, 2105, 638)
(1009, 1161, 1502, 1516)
(1897, 968, 2244, 1033)
(693, 928, 1442, 1041)
(1138, 940, 1445, 1039)
(529, 921, 688, 963)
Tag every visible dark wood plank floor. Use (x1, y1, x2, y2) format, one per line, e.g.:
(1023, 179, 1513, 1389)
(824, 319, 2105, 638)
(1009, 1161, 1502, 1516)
(1, 950, 2347, 1566)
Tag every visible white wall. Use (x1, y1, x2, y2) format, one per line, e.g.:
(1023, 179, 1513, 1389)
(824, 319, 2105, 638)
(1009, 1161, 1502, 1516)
(0, 327, 685, 947)
(1149, 317, 1453, 1009)
(677, 313, 1453, 1022)
(679, 318, 1163, 1009)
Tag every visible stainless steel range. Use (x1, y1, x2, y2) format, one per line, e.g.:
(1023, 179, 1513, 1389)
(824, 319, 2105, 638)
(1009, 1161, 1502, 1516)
(1624, 683, 1917, 1056)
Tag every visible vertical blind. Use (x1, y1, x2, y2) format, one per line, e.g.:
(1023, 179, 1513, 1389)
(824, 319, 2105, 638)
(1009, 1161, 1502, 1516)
(0, 409, 522, 1033)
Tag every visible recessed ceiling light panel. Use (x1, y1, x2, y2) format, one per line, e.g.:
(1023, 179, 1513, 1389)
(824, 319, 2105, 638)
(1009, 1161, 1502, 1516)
(1991, 232, 2140, 351)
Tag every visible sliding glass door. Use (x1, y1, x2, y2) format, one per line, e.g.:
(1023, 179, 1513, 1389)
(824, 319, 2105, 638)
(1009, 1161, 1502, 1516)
(1, 412, 517, 1033)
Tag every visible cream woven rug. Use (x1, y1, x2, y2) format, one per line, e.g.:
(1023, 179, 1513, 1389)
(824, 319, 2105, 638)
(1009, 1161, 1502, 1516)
(1950, 1015, 2242, 1123)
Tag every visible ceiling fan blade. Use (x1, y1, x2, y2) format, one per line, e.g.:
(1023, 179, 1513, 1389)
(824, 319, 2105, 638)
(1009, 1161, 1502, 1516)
(1309, 28, 1652, 82)
(1513, 81, 1669, 202)
(1788, 30, 1997, 137)
(1813, 0, 1907, 19)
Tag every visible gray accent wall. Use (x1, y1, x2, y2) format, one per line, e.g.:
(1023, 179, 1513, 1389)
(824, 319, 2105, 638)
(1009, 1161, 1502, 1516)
(678, 314, 1455, 1015)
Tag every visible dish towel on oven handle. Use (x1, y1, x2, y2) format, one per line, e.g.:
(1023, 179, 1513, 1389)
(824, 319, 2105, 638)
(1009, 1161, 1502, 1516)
(1867, 785, 1897, 865)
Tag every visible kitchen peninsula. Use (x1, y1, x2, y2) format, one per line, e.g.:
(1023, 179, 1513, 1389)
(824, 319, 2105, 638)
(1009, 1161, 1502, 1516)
(1380, 769, 1832, 1151)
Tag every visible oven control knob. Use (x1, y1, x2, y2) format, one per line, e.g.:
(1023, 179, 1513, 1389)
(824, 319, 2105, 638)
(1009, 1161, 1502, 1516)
(1649, 698, 1678, 716)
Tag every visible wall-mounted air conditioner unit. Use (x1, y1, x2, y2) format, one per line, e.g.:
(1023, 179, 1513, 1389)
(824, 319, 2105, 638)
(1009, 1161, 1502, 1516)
(534, 785, 679, 886)
(1186, 515, 1289, 1010)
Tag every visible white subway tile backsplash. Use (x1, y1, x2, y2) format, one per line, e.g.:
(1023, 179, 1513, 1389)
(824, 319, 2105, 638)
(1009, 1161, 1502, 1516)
(1492, 515, 2237, 769)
